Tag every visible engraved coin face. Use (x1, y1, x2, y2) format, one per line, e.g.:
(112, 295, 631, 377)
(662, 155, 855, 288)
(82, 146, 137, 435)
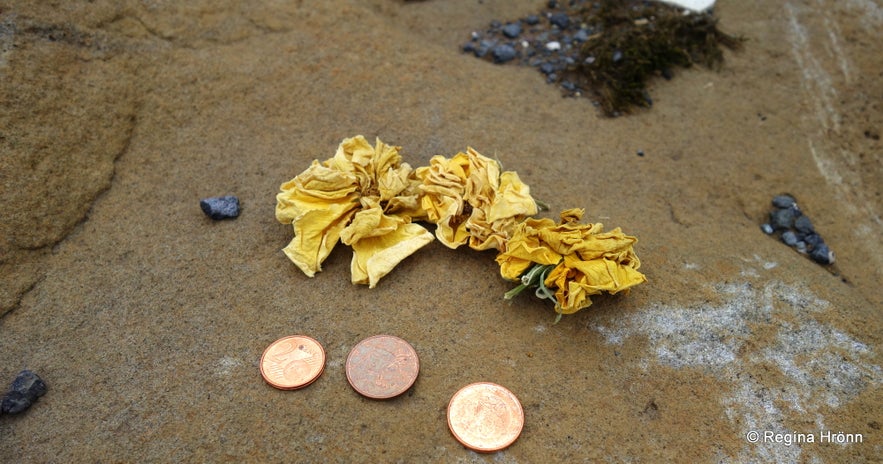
(260, 335, 326, 390)
(447, 382, 524, 452)
(345, 335, 420, 399)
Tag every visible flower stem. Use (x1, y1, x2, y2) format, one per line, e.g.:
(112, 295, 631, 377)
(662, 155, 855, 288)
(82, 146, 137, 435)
(505, 263, 557, 303)
(504, 283, 529, 300)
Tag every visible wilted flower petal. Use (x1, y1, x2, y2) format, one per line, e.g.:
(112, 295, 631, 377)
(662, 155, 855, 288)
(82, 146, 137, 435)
(417, 147, 537, 251)
(276, 135, 432, 285)
(497, 209, 646, 315)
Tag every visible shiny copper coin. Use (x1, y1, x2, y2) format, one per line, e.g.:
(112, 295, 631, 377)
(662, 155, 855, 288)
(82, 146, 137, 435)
(447, 382, 524, 452)
(345, 335, 419, 399)
(260, 335, 326, 390)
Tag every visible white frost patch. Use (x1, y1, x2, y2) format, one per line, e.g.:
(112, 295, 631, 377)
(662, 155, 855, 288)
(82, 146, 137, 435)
(591, 280, 880, 462)
(847, 0, 883, 30)
(762, 261, 778, 270)
(593, 324, 624, 345)
(214, 356, 242, 377)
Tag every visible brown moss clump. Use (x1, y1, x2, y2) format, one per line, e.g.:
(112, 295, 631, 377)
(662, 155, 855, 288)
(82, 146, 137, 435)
(565, 0, 743, 116)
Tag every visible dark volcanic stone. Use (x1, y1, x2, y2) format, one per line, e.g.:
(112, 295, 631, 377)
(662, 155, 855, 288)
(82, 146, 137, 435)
(772, 194, 797, 209)
(10, 370, 47, 399)
(502, 23, 522, 39)
(574, 28, 590, 42)
(1, 391, 31, 414)
(769, 208, 796, 230)
(1, 370, 47, 415)
(810, 243, 834, 264)
(200, 195, 240, 220)
(525, 15, 540, 26)
(803, 233, 823, 247)
(492, 44, 517, 63)
(549, 13, 570, 30)
(781, 230, 799, 246)
(794, 215, 814, 233)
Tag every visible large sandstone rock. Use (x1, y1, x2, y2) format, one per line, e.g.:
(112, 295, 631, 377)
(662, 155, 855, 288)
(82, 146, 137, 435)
(0, 1, 879, 462)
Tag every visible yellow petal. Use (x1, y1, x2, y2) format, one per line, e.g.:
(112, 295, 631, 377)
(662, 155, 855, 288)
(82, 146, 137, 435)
(545, 263, 594, 314)
(349, 222, 434, 288)
(340, 206, 402, 244)
(496, 254, 535, 281)
(327, 136, 404, 189)
(486, 171, 538, 223)
(417, 154, 469, 225)
(282, 204, 358, 277)
(275, 161, 359, 224)
(276, 159, 362, 277)
(563, 254, 647, 294)
(496, 217, 562, 265)
(327, 135, 372, 179)
(463, 147, 500, 205)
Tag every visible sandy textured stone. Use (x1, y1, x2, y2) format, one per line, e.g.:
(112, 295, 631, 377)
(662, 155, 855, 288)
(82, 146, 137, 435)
(0, 0, 880, 462)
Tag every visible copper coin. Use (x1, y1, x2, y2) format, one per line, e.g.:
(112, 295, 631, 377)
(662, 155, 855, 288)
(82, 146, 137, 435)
(260, 335, 326, 390)
(447, 382, 524, 452)
(345, 335, 419, 399)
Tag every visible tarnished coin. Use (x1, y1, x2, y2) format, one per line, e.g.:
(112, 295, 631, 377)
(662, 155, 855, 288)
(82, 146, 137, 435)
(345, 335, 419, 399)
(260, 335, 326, 390)
(447, 382, 524, 452)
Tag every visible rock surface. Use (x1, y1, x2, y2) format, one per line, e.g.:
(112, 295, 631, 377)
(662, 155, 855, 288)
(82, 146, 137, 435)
(1, 0, 880, 462)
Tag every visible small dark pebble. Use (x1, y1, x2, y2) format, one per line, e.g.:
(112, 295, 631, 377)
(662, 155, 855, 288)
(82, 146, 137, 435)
(781, 230, 799, 246)
(462, 42, 476, 54)
(810, 243, 834, 264)
(200, 195, 240, 220)
(769, 208, 796, 230)
(525, 15, 540, 26)
(501, 23, 522, 39)
(1, 391, 32, 415)
(794, 215, 814, 233)
(549, 13, 570, 30)
(803, 233, 823, 247)
(492, 44, 517, 63)
(539, 62, 556, 75)
(761, 194, 835, 266)
(1, 370, 47, 415)
(636, 149, 645, 157)
(772, 194, 797, 209)
(574, 28, 590, 42)
(561, 80, 577, 92)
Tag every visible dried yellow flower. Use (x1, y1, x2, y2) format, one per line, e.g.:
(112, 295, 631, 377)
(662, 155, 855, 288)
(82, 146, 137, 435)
(497, 208, 646, 315)
(416, 147, 538, 251)
(275, 135, 432, 286)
